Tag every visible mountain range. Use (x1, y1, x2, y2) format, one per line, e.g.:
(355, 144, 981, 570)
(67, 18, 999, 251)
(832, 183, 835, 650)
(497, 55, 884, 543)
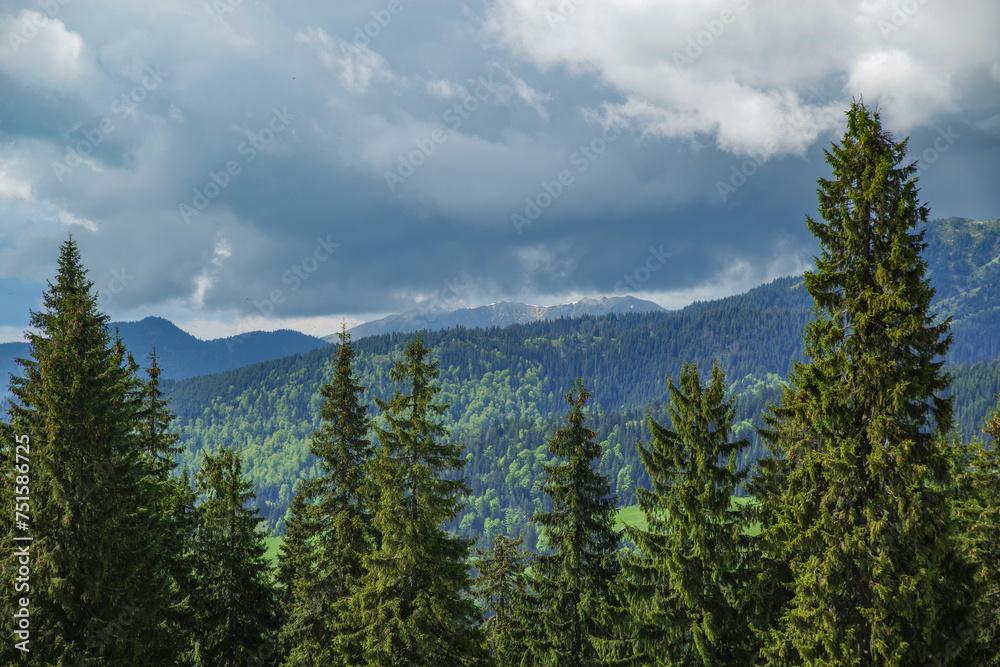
(0, 296, 665, 393)
(0, 317, 330, 384)
(329, 295, 666, 341)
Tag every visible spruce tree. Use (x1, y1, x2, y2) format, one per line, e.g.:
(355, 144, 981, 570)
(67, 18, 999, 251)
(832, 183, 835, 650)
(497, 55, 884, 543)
(954, 395, 1000, 663)
(622, 361, 755, 665)
(278, 327, 377, 666)
(351, 334, 487, 665)
(136, 349, 199, 664)
(532, 379, 621, 666)
(191, 446, 279, 667)
(755, 100, 978, 664)
(275, 484, 318, 636)
(0, 236, 184, 664)
(474, 533, 535, 667)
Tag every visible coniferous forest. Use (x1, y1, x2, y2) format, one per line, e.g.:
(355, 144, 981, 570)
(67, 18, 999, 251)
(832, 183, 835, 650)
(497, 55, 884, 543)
(2, 101, 1000, 665)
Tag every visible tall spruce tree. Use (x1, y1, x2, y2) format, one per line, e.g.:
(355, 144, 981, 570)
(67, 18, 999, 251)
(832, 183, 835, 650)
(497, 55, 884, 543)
(0, 236, 184, 664)
(136, 349, 199, 664)
(755, 101, 978, 664)
(350, 335, 487, 666)
(474, 533, 535, 667)
(191, 446, 279, 667)
(279, 327, 376, 666)
(622, 361, 755, 665)
(532, 379, 621, 666)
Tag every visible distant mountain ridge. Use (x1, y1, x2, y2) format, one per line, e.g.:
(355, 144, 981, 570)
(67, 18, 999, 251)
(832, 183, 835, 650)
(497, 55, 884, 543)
(1, 316, 329, 383)
(329, 295, 666, 341)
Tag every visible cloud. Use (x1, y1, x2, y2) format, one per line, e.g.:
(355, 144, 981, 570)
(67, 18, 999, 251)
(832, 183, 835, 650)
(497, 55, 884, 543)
(295, 26, 400, 93)
(0, 0, 995, 341)
(978, 114, 1000, 136)
(483, 0, 1000, 156)
(0, 10, 96, 92)
(846, 50, 956, 131)
(190, 233, 233, 309)
(0, 158, 32, 200)
(494, 65, 553, 120)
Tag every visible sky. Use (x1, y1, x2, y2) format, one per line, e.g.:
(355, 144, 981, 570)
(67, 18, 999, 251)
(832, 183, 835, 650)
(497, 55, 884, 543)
(0, 0, 998, 342)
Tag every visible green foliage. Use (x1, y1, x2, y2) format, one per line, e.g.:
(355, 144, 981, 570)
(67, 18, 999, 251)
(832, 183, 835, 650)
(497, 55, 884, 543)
(622, 361, 756, 665)
(474, 533, 536, 667)
(191, 446, 279, 667)
(350, 335, 487, 665)
(954, 396, 1000, 663)
(756, 101, 978, 665)
(532, 380, 621, 666)
(0, 236, 187, 665)
(275, 490, 321, 664)
(137, 350, 200, 664)
(279, 327, 377, 666)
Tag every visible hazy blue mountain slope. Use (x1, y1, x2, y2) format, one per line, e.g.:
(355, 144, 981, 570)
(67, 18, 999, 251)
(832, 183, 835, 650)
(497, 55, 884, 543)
(334, 295, 666, 341)
(1, 316, 329, 385)
(922, 217, 1000, 364)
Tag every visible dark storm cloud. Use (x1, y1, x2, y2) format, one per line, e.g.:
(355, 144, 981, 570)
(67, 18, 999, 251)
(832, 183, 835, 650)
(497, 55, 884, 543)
(0, 0, 997, 340)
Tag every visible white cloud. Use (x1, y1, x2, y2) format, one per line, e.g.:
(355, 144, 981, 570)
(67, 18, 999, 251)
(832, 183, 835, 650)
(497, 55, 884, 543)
(978, 113, 1000, 136)
(190, 234, 232, 309)
(425, 78, 464, 99)
(295, 26, 398, 93)
(0, 158, 32, 200)
(494, 65, 553, 120)
(58, 209, 98, 233)
(484, 0, 999, 157)
(0, 10, 96, 92)
(0, 325, 34, 344)
(846, 50, 956, 131)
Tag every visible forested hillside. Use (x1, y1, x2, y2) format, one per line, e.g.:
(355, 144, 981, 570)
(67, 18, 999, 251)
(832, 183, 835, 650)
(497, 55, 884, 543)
(162, 216, 1000, 544)
(924, 217, 1000, 364)
(164, 276, 813, 536)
